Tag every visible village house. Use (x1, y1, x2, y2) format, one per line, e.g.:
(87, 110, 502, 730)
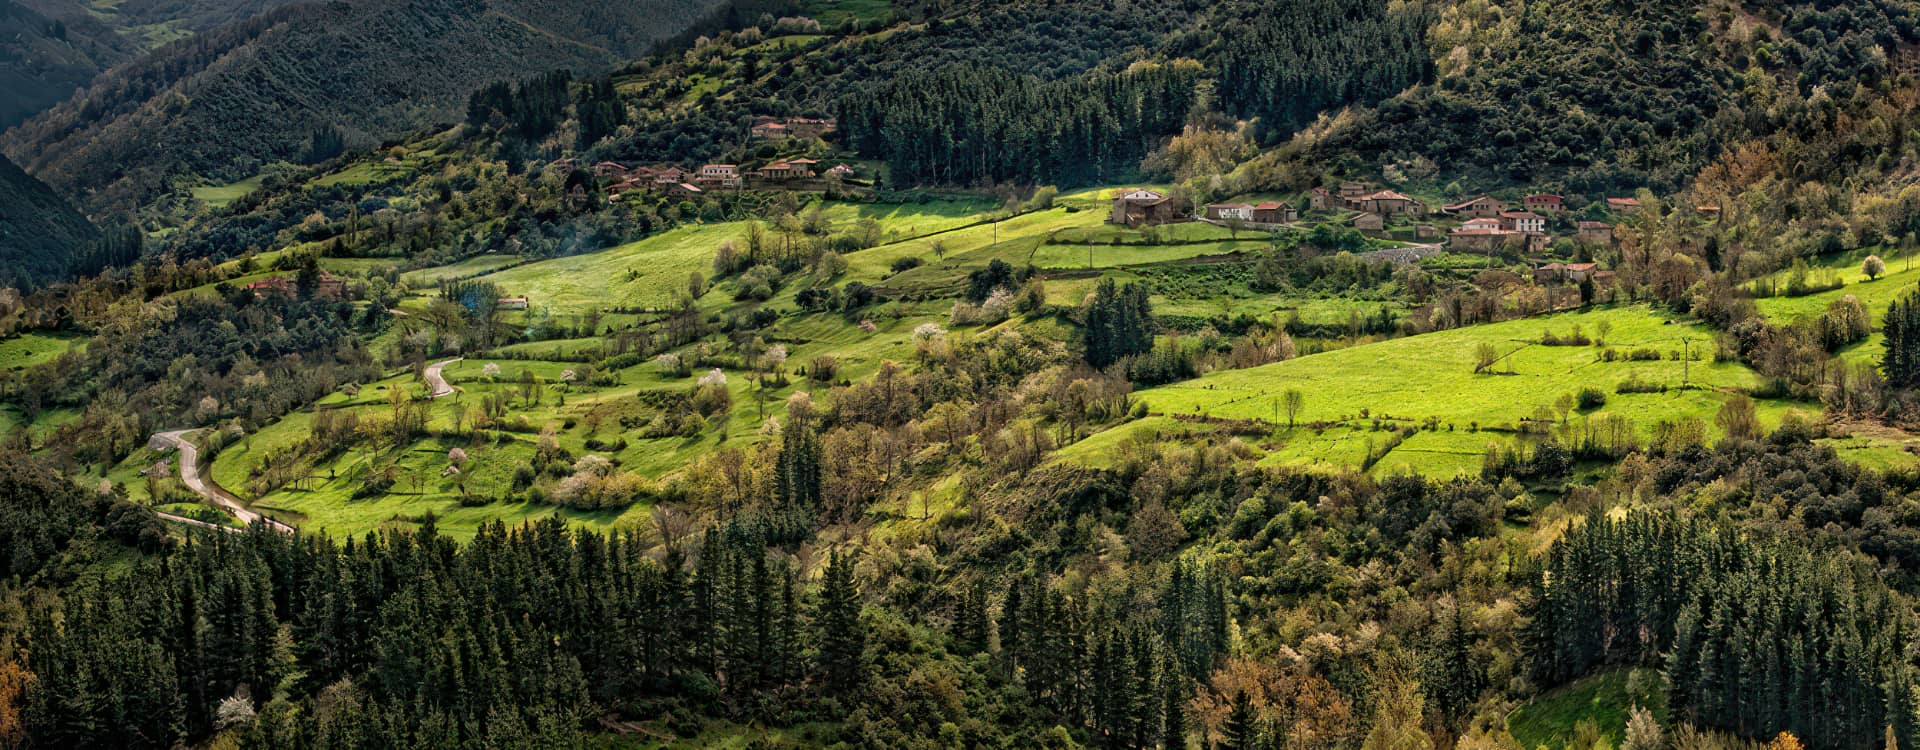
(1499, 210, 1546, 234)
(1309, 187, 1338, 212)
(1415, 224, 1440, 239)
(756, 159, 817, 181)
(1442, 195, 1510, 219)
(1109, 188, 1180, 227)
(667, 182, 705, 200)
(1339, 181, 1369, 199)
(1351, 212, 1385, 232)
(1460, 217, 1503, 231)
(1205, 203, 1255, 221)
(752, 117, 837, 140)
(653, 166, 689, 184)
(1448, 227, 1522, 253)
(607, 178, 647, 199)
(1606, 197, 1642, 214)
(1576, 220, 1613, 246)
(497, 296, 530, 310)
(592, 161, 629, 179)
(696, 164, 742, 189)
(1355, 189, 1426, 217)
(1252, 201, 1296, 224)
(1523, 194, 1564, 213)
(1535, 262, 1600, 284)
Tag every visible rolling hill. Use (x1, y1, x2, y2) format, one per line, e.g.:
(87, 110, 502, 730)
(0, 0, 728, 212)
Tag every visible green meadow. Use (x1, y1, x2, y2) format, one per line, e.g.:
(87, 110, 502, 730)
(1508, 668, 1666, 750)
(0, 332, 86, 370)
(190, 174, 265, 208)
(1097, 305, 1812, 475)
(476, 200, 991, 314)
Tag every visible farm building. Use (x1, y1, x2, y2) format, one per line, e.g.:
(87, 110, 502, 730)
(1442, 195, 1509, 218)
(1523, 194, 1564, 213)
(752, 117, 837, 140)
(1355, 190, 1426, 217)
(1499, 211, 1546, 234)
(1252, 201, 1296, 223)
(1109, 189, 1181, 227)
(696, 164, 743, 190)
(1606, 197, 1642, 214)
(1577, 221, 1613, 246)
(1205, 203, 1255, 221)
(497, 297, 530, 310)
(1351, 212, 1386, 231)
(1535, 262, 1600, 284)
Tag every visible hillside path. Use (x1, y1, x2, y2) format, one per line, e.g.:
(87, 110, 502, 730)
(425, 357, 462, 398)
(151, 429, 295, 534)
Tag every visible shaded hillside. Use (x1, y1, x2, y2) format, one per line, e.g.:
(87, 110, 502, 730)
(1312, 0, 1920, 193)
(0, 0, 138, 129)
(1, 0, 725, 212)
(0, 152, 99, 288)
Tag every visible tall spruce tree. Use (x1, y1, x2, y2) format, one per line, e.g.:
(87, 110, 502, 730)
(816, 549, 867, 696)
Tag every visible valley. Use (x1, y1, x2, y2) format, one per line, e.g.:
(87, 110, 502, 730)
(7, 0, 1920, 749)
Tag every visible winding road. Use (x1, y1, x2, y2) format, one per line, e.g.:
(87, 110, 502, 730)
(151, 429, 295, 534)
(425, 357, 462, 398)
(150, 359, 461, 533)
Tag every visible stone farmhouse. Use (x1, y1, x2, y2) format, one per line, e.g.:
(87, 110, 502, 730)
(696, 164, 743, 190)
(1442, 195, 1509, 219)
(1523, 194, 1564, 213)
(1253, 201, 1296, 223)
(1204, 203, 1255, 221)
(1109, 189, 1182, 227)
(1577, 221, 1614, 246)
(751, 117, 838, 140)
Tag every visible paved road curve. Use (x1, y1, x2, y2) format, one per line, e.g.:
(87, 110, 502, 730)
(425, 357, 463, 398)
(151, 429, 295, 533)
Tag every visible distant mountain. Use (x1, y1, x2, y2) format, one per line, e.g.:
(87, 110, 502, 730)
(0, 0, 140, 129)
(0, 152, 99, 288)
(1, 0, 725, 212)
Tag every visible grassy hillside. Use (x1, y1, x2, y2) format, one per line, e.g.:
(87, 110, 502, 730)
(1118, 305, 1803, 475)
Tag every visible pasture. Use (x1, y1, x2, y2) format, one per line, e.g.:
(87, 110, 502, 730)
(1112, 305, 1811, 475)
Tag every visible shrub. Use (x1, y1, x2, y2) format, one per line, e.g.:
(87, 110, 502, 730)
(1576, 388, 1607, 410)
(890, 256, 925, 274)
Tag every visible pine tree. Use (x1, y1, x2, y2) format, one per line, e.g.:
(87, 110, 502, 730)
(1222, 690, 1258, 750)
(816, 549, 867, 696)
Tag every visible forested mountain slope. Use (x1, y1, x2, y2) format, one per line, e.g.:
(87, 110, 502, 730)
(0, 0, 137, 129)
(0, 0, 725, 212)
(1300, 0, 1920, 194)
(0, 152, 100, 288)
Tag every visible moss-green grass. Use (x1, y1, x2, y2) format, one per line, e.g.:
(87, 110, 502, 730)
(1108, 305, 1810, 475)
(401, 254, 524, 285)
(1508, 668, 1666, 750)
(190, 174, 265, 208)
(1753, 261, 1920, 324)
(477, 201, 993, 314)
(1027, 241, 1264, 270)
(799, 0, 892, 26)
(0, 332, 86, 370)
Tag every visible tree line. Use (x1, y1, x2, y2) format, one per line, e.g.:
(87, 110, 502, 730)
(1525, 510, 1920, 749)
(836, 63, 1200, 188)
